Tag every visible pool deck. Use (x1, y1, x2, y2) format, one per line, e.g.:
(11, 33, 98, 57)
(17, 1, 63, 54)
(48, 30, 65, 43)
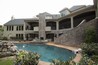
(1, 41, 82, 65)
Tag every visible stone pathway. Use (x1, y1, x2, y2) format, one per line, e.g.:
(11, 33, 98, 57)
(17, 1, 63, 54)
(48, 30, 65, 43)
(73, 53, 82, 63)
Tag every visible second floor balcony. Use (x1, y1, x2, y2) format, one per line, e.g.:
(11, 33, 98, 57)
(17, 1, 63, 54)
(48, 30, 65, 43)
(25, 26, 39, 33)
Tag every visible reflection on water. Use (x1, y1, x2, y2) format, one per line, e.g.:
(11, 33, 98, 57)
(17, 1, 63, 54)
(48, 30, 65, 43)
(16, 43, 75, 62)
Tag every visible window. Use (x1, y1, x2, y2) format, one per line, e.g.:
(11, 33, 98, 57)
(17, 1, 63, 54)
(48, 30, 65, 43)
(61, 14, 65, 17)
(16, 34, 18, 38)
(7, 26, 8, 31)
(6, 26, 14, 31)
(19, 26, 21, 30)
(12, 26, 14, 31)
(9, 26, 10, 31)
(16, 26, 23, 31)
(16, 26, 18, 31)
(22, 26, 23, 30)
(16, 34, 23, 40)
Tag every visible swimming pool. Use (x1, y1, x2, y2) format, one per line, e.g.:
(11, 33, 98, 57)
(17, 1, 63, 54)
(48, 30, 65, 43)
(16, 43, 75, 62)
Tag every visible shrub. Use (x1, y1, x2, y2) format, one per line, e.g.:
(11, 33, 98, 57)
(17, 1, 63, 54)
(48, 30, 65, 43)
(84, 28, 96, 43)
(78, 54, 98, 65)
(81, 43, 98, 64)
(15, 50, 40, 65)
(0, 37, 8, 40)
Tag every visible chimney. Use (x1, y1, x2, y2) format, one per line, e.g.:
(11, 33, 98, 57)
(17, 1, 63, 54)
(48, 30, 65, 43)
(11, 16, 15, 20)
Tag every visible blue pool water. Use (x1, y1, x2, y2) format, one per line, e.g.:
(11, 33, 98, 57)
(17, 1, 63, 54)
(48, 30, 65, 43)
(16, 44, 75, 62)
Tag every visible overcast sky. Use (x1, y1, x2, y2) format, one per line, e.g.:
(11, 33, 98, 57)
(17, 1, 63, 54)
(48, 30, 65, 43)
(0, 0, 93, 25)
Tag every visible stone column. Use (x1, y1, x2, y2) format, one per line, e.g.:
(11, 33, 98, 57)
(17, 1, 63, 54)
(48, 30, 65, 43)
(71, 17, 74, 29)
(38, 14, 46, 40)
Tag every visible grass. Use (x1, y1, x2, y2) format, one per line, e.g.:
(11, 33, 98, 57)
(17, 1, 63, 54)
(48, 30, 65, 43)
(0, 59, 14, 65)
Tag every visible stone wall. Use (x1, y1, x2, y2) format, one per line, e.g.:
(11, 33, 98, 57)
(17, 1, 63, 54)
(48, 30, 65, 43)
(54, 18, 98, 46)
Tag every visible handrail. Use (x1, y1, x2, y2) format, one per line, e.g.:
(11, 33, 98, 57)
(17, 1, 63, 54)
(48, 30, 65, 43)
(77, 19, 86, 27)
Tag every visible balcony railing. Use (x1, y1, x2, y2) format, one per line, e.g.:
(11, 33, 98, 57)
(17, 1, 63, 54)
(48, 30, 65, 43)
(34, 27, 39, 31)
(45, 27, 51, 31)
(25, 30, 34, 33)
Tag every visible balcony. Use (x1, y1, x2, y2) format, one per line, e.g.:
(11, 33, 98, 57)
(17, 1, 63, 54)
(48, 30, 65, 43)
(25, 27, 39, 33)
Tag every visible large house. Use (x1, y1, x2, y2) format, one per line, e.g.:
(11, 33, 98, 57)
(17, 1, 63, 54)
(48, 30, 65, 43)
(3, 12, 61, 41)
(3, 2, 96, 43)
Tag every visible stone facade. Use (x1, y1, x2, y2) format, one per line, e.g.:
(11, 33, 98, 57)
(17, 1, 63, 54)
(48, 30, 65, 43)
(54, 18, 98, 46)
(3, 25, 24, 40)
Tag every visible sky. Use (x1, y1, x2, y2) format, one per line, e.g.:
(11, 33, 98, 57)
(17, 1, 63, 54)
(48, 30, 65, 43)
(0, 0, 93, 25)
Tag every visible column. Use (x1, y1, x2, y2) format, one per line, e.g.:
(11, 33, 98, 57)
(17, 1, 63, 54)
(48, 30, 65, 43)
(56, 21, 59, 38)
(71, 17, 74, 29)
(96, 0, 98, 17)
(23, 22, 26, 40)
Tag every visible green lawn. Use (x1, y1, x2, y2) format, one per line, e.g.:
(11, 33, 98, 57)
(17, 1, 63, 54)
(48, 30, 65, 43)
(0, 59, 14, 65)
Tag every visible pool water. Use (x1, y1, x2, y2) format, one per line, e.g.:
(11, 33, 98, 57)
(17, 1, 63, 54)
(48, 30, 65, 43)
(16, 44, 75, 62)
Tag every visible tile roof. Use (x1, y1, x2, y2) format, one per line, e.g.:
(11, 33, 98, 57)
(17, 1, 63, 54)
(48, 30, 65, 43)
(70, 5, 86, 12)
(4, 19, 24, 25)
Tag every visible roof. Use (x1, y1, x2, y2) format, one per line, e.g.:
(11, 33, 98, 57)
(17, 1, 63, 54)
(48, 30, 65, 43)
(4, 19, 24, 26)
(59, 5, 86, 13)
(40, 12, 51, 15)
(37, 12, 51, 17)
(70, 5, 86, 12)
(57, 5, 95, 21)
(59, 8, 70, 13)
